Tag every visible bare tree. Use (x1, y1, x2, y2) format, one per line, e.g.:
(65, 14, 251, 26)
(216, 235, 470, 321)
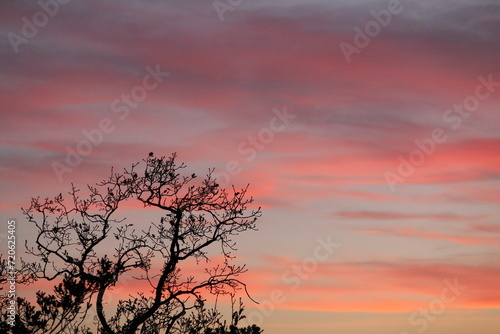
(1, 153, 262, 334)
(0, 253, 35, 289)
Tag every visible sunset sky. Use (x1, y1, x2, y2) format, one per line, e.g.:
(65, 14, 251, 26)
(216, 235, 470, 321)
(1, 0, 500, 333)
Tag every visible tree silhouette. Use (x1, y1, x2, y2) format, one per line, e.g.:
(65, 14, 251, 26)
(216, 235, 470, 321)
(0, 153, 263, 334)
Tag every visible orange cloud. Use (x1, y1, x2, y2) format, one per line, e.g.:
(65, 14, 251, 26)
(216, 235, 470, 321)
(243, 257, 500, 313)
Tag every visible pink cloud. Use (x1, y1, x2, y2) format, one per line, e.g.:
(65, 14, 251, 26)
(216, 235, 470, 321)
(355, 227, 500, 246)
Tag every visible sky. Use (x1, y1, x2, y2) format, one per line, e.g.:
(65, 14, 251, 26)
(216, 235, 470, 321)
(1, 0, 500, 333)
